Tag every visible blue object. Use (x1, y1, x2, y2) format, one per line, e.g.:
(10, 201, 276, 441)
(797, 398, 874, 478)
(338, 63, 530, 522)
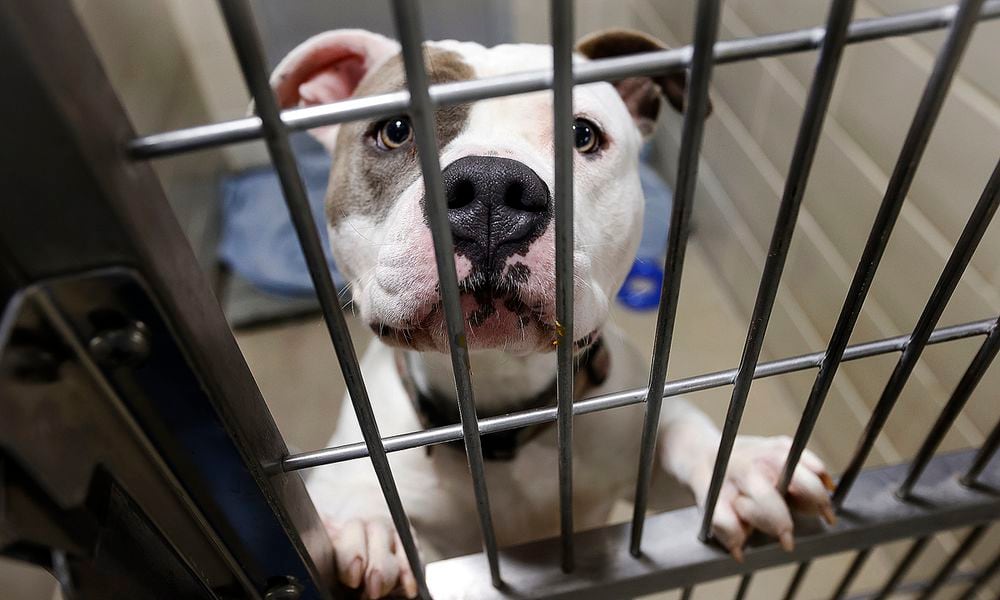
(218, 137, 344, 296)
(617, 150, 673, 311)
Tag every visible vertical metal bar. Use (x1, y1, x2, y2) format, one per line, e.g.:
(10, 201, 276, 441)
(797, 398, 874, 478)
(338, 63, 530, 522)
(699, 0, 855, 539)
(389, 0, 502, 587)
(957, 548, 1000, 600)
(962, 417, 1000, 486)
(733, 573, 753, 600)
(629, 0, 721, 556)
(213, 1, 430, 597)
(898, 314, 1000, 498)
(550, 0, 576, 573)
(833, 157, 1000, 506)
(783, 561, 812, 600)
(831, 548, 872, 600)
(680, 585, 694, 600)
(916, 525, 987, 599)
(779, 0, 986, 495)
(873, 536, 930, 600)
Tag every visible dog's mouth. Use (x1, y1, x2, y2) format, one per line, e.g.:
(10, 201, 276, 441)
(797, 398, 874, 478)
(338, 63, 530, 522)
(369, 265, 565, 352)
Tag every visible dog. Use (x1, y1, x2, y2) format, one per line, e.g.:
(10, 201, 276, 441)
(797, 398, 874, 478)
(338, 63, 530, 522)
(270, 28, 835, 598)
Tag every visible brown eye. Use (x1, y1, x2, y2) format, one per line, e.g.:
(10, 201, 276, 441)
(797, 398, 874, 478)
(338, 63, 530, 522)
(377, 117, 413, 149)
(572, 118, 600, 153)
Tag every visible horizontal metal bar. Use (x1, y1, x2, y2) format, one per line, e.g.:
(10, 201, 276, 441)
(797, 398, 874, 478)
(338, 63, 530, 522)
(422, 450, 999, 600)
(127, 1, 1000, 159)
(280, 317, 996, 471)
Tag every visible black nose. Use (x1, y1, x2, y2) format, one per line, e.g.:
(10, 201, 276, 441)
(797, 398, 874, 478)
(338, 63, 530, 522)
(440, 156, 551, 270)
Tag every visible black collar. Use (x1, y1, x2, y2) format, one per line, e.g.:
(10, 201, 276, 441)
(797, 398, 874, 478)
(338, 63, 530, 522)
(397, 336, 609, 461)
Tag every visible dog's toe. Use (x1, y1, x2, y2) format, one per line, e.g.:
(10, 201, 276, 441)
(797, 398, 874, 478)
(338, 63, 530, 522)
(326, 516, 418, 599)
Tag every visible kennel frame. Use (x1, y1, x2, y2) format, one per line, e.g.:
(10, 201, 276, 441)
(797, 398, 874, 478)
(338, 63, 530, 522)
(0, 0, 998, 599)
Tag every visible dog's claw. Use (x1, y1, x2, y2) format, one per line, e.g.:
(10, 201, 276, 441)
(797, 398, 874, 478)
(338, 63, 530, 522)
(347, 557, 364, 588)
(779, 531, 795, 552)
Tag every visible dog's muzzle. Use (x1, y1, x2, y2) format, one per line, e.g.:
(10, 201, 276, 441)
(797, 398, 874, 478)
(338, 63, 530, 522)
(439, 156, 551, 273)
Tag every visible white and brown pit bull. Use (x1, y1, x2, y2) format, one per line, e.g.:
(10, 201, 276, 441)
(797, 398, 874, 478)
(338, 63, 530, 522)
(270, 28, 835, 599)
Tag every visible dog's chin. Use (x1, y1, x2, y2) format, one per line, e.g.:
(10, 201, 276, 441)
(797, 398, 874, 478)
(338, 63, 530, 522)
(369, 291, 558, 354)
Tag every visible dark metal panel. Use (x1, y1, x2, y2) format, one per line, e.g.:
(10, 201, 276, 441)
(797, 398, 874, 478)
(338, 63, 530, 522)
(0, 1, 333, 597)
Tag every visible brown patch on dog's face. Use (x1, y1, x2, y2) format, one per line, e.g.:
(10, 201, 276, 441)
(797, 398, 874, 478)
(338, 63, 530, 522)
(325, 49, 474, 226)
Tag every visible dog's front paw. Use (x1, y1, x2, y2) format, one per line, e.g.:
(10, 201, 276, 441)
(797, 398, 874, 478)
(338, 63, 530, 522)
(324, 516, 419, 599)
(697, 435, 835, 561)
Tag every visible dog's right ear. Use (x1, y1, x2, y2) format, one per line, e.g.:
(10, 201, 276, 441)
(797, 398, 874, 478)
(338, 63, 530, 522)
(576, 29, 711, 138)
(269, 29, 400, 151)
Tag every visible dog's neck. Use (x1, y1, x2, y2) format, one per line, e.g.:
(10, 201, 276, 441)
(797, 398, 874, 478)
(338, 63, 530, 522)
(401, 347, 559, 415)
(395, 335, 610, 460)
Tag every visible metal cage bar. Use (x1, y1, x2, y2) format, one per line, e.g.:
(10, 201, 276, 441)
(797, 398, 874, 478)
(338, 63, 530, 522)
(898, 314, 1000, 498)
(782, 561, 811, 600)
(389, 0, 503, 587)
(833, 152, 1000, 506)
(281, 317, 996, 470)
(962, 417, 1000, 486)
(782, 0, 986, 504)
(873, 536, 930, 600)
(550, 0, 577, 574)
(831, 548, 872, 600)
(214, 1, 432, 597)
(698, 0, 855, 539)
(957, 548, 1000, 600)
(733, 573, 753, 600)
(916, 525, 987, 600)
(127, 2, 1000, 160)
(630, 0, 720, 556)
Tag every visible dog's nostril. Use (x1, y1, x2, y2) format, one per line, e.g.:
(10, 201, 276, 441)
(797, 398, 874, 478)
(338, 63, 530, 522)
(449, 178, 476, 209)
(503, 181, 524, 209)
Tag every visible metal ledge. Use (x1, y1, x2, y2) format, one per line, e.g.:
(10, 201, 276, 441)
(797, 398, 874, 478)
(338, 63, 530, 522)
(424, 450, 999, 599)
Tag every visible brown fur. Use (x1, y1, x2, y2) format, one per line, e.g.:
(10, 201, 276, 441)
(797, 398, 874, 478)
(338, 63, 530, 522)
(326, 49, 474, 226)
(575, 29, 711, 131)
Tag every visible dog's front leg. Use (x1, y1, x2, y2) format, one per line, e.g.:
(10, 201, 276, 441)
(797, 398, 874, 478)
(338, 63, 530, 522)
(656, 399, 835, 560)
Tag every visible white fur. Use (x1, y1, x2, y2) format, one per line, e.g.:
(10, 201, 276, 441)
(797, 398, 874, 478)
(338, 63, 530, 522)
(274, 35, 834, 599)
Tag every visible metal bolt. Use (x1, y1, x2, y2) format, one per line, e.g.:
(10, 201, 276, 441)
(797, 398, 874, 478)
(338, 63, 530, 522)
(263, 577, 303, 600)
(88, 320, 151, 368)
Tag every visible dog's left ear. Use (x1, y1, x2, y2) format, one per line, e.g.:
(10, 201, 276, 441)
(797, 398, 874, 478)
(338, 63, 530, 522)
(267, 29, 400, 151)
(576, 29, 711, 137)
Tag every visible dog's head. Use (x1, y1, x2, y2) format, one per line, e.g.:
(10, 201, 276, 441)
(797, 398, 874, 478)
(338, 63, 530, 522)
(271, 29, 700, 354)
